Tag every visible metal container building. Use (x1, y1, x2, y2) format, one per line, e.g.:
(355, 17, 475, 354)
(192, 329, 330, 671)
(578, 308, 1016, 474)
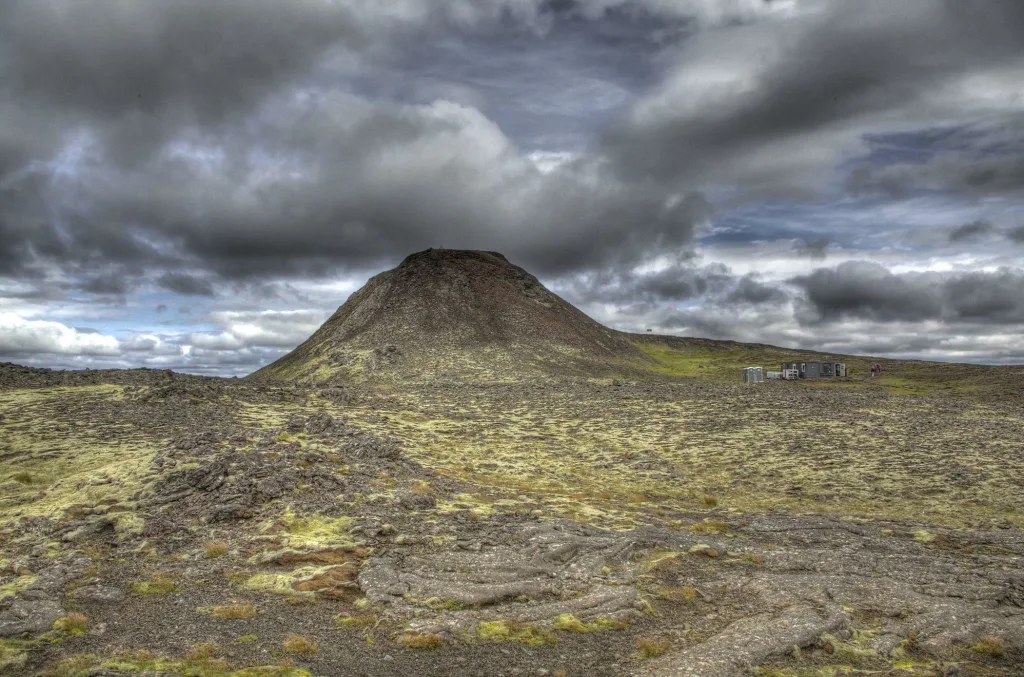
(780, 361, 846, 379)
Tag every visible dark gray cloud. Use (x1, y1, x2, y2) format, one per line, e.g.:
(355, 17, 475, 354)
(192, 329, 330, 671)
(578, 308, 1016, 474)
(792, 261, 1024, 325)
(2, 1, 365, 155)
(725, 274, 790, 305)
(1, 0, 1024, 372)
(555, 261, 790, 324)
(2, 0, 1022, 291)
(848, 150, 1024, 199)
(555, 261, 731, 308)
(792, 238, 830, 259)
(157, 273, 215, 297)
(944, 270, 1024, 323)
(78, 273, 133, 295)
(1, 94, 712, 281)
(792, 262, 944, 322)
(602, 1, 1024, 192)
(949, 220, 994, 242)
(0, 0, 760, 289)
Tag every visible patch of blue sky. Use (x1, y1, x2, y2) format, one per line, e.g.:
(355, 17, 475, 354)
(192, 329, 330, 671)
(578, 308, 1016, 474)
(703, 190, 1007, 253)
(850, 122, 1024, 172)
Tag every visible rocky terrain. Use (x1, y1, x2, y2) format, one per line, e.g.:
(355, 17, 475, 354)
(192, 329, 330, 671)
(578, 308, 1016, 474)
(2, 250, 1022, 676)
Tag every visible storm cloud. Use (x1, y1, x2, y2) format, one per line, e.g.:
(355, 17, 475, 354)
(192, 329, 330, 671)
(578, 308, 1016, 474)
(792, 262, 1024, 325)
(949, 220, 995, 242)
(1, 0, 1023, 372)
(603, 1, 1024, 193)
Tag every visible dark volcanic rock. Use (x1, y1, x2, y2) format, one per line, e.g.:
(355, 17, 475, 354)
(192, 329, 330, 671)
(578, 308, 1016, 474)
(398, 492, 437, 510)
(0, 598, 64, 637)
(304, 412, 334, 434)
(251, 249, 652, 382)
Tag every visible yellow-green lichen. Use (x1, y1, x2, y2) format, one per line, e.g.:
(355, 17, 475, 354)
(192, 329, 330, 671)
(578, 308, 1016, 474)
(552, 613, 628, 633)
(0, 640, 28, 672)
(475, 620, 556, 645)
(0, 574, 37, 601)
(46, 650, 315, 677)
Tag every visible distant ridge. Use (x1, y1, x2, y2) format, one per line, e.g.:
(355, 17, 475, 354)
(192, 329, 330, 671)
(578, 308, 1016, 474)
(252, 249, 650, 382)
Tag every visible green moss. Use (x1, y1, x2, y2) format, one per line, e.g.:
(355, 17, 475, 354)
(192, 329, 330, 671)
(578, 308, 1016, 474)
(240, 564, 338, 598)
(913, 530, 935, 543)
(114, 513, 146, 538)
(475, 620, 556, 645)
(333, 614, 377, 629)
(52, 613, 89, 635)
(43, 649, 314, 677)
(130, 573, 176, 595)
(0, 574, 37, 600)
(419, 597, 462, 611)
(552, 613, 628, 633)
(641, 551, 681, 570)
(256, 507, 355, 551)
(0, 640, 28, 672)
(0, 386, 157, 534)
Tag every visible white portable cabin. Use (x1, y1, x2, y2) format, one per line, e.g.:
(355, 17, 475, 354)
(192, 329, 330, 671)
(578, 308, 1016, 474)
(766, 370, 782, 380)
(742, 366, 764, 384)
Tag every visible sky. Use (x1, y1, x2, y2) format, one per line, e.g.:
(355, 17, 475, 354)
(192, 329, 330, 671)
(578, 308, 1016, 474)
(1, 0, 1023, 376)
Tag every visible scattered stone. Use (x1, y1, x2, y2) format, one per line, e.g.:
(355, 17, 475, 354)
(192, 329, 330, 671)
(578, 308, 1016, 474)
(689, 544, 719, 558)
(73, 584, 126, 604)
(0, 598, 64, 637)
(304, 412, 334, 435)
(398, 492, 437, 510)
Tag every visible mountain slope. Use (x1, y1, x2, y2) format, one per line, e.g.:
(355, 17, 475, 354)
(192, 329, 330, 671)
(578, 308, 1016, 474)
(252, 249, 649, 382)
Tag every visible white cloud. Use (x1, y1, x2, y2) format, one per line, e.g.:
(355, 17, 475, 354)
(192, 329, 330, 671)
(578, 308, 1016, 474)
(187, 309, 330, 351)
(0, 312, 120, 355)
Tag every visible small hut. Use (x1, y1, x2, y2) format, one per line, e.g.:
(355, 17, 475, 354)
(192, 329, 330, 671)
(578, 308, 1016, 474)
(780, 361, 847, 379)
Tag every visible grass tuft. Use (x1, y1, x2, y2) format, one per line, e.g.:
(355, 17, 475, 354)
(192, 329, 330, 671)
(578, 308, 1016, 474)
(476, 620, 557, 645)
(552, 613, 628, 633)
(656, 586, 698, 603)
(204, 541, 229, 558)
(282, 633, 319, 654)
(690, 519, 729, 535)
(52, 612, 88, 635)
(209, 604, 257, 620)
(186, 642, 217, 661)
(634, 636, 670, 659)
(971, 635, 1005, 657)
(130, 572, 177, 595)
(333, 614, 377, 629)
(396, 632, 446, 649)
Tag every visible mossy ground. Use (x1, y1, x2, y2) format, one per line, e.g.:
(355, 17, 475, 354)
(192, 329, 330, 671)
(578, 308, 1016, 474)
(2, 343, 1022, 677)
(0, 386, 156, 532)
(328, 378, 1024, 530)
